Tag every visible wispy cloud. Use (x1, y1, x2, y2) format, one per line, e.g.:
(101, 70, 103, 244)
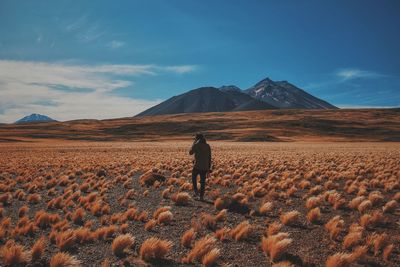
(335, 68, 385, 81)
(0, 60, 198, 123)
(337, 104, 399, 109)
(161, 65, 198, 74)
(108, 40, 125, 49)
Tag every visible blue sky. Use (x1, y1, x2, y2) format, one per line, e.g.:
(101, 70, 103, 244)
(0, 0, 399, 122)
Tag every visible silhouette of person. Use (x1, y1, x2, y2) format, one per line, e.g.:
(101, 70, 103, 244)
(189, 133, 212, 201)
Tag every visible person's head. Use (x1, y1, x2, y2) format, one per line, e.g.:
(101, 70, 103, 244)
(195, 133, 206, 143)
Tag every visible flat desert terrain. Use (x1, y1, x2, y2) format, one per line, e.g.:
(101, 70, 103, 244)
(0, 141, 399, 266)
(1, 109, 400, 142)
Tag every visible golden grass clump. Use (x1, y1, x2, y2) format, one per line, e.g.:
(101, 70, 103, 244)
(383, 244, 394, 261)
(112, 234, 135, 257)
(181, 228, 196, 248)
(172, 192, 191, 206)
(261, 232, 292, 262)
(18, 205, 29, 218)
(55, 230, 76, 251)
(215, 209, 228, 222)
(266, 222, 283, 236)
(72, 208, 85, 225)
(343, 230, 363, 250)
(305, 196, 321, 209)
(367, 232, 389, 256)
(357, 200, 372, 213)
(325, 252, 352, 267)
(382, 200, 398, 213)
(145, 219, 157, 231)
(50, 252, 81, 267)
(306, 207, 321, 224)
(0, 240, 29, 266)
(201, 248, 220, 267)
(157, 210, 173, 225)
(230, 220, 252, 241)
(31, 236, 46, 262)
(272, 261, 295, 267)
(153, 206, 171, 219)
(214, 227, 229, 241)
(182, 235, 217, 264)
(348, 196, 365, 210)
(280, 210, 300, 226)
(214, 197, 231, 210)
(259, 202, 274, 215)
(139, 237, 173, 262)
(139, 171, 166, 186)
(201, 213, 217, 230)
(325, 215, 344, 241)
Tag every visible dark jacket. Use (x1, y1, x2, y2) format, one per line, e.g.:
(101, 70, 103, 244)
(189, 140, 211, 171)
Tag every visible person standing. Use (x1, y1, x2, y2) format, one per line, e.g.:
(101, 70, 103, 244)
(189, 133, 212, 201)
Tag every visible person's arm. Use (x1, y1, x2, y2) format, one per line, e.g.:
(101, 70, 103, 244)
(208, 145, 212, 171)
(189, 141, 196, 155)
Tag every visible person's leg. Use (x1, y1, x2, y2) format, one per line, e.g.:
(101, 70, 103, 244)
(199, 170, 207, 200)
(191, 168, 199, 195)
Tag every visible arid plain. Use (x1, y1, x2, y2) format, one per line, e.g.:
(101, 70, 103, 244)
(0, 109, 399, 267)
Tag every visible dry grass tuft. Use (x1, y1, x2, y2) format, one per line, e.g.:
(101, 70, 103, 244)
(215, 209, 227, 222)
(261, 232, 292, 262)
(280, 211, 300, 226)
(157, 211, 173, 225)
(171, 192, 191, 206)
(214, 227, 229, 241)
(139, 237, 173, 262)
(272, 261, 295, 267)
(325, 252, 352, 267)
(72, 208, 85, 225)
(181, 228, 196, 248)
(0, 241, 29, 266)
(50, 252, 81, 267)
(266, 222, 282, 236)
(201, 213, 217, 230)
(201, 248, 220, 267)
(55, 230, 76, 251)
(383, 200, 398, 213)
(306, 207, 321, 224)
(182, 235, 217, 264)
(145, 219, 157, 231)
(357, 200, 372, 213)
(112, 234, 135, 257)
(325, 216, 344, 241)
(31, 236, 46, 262)
(230, 220, 252, 241)
(383, 244, 394, 261)
(259, 202, 274, 215)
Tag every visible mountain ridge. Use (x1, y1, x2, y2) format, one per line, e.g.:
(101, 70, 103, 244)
(136, 77, 337, 117)
(15, 114, 56, 124)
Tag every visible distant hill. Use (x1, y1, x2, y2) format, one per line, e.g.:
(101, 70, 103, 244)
(244, 78, 337, 109)
(136, 87, 274, 117)
(137, 77, 337, 116)
(15, 114, 56, 124)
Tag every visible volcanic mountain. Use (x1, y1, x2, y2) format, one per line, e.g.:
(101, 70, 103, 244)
(15, 114, 57, 124)
(136, 77, 337, 116)
(136, 86, 274, 116)
(244, 78, 337, 109)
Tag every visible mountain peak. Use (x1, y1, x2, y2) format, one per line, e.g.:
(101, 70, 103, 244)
(15, 114, 56, 124)
(254, 77, 275, 87)
(244, 77, 337, 109)
(219, 85, 241, 92)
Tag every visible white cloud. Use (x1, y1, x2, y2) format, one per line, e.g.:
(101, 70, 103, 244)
(336, 68, 384, 81)
(108, 40, 125, 49)
(337, 104, 399, 109)
(0, 60, 198, 123)
(162, 65, 198, 74)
